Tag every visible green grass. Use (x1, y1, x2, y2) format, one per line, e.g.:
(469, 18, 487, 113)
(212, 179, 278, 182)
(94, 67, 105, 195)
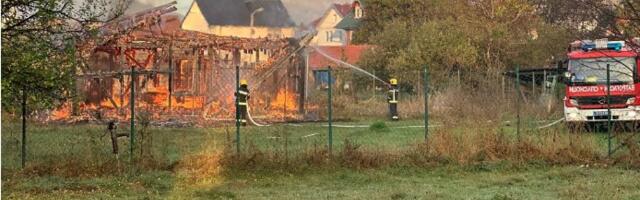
(2, 121, 639, 199)
(4, 165, 640, 199)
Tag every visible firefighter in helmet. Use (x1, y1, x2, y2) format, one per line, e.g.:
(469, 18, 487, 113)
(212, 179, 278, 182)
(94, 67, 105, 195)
(236, 79, 250, 126)
(388, 78, 399, 120)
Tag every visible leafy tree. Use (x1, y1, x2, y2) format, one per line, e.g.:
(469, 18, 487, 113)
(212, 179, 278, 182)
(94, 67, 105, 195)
(529, 0, 616, 38)
(355, 0, 572, 87)
(1, 0, 129, 113)
(611, 0, 640, 48)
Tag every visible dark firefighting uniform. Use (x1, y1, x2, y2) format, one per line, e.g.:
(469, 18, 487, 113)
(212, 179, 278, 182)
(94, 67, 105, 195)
(236, 85, 250, 125)
(387, 86, 399, 120)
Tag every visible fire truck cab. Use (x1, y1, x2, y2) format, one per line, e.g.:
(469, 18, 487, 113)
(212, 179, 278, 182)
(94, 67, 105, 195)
(563, 39, 640, 123)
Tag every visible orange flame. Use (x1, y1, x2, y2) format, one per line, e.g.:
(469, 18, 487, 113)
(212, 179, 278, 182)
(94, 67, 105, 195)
(51, 104, 72, 120)
(270, 89, 297, 111)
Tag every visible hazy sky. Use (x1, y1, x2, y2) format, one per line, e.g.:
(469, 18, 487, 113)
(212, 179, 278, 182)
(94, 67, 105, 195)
(126, 0, 352, 24)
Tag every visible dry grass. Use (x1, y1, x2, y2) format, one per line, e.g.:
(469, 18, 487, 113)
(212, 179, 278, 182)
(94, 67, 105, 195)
(220, 77, 639, 171)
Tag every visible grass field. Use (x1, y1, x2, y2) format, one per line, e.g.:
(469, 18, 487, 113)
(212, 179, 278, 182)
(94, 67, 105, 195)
(2, 120, 640, 199)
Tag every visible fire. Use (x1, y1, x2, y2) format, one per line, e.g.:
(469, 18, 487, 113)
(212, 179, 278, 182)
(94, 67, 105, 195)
(51, 104, 72, 120)
(270, 89, 297, 111)
(96, 85, 205, 110)
(50, 77, 302, 121)
(100, 96, 128, 108)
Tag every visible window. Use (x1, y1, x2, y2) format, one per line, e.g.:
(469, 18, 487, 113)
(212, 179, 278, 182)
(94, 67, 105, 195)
(331, 30, 343, 42)
(354, 1, 363, 19)
(314, 70, 334, 87)
(326, 31, 332, 42)
(569, 57, 636, 84)
(355, 7, 363, 19)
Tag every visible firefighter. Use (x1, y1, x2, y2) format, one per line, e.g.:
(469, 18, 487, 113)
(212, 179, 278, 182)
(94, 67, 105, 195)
(387, 78, 399, 120)
(236, 79, 250, 126)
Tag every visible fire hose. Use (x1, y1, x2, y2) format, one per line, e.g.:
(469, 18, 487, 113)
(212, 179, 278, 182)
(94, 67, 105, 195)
(245, 104, 270, 127)
(536, 118, 565, 129)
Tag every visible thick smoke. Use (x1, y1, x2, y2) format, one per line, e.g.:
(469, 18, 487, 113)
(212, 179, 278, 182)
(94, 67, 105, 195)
(125, 0, 351, 25)
(282, 0, 352, 24)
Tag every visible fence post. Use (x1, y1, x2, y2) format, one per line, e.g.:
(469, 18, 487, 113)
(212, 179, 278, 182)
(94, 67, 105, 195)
(327, 66, 333, 153)
(516, 65, 521, 140)
(168, 43, 173, 111)
(424, 66, 429, 143)
(21, 89, 27, 169)
(130, 67, 136, 164)
(543, 70, 547, 94)
(532, 72, 536, 96)
(235, 65, 241, 154)
(607, 64, 612, 156)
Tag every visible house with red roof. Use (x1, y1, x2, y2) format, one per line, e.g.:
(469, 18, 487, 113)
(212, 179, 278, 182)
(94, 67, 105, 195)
(307, 1, 369, 87)
(309, 2, 357, 46)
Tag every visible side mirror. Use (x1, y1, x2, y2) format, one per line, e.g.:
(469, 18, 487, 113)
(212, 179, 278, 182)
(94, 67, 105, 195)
(562, 71, 573, 85)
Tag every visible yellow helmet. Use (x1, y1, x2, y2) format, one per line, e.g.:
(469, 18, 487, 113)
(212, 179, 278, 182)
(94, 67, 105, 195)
(240, 79, 248, 86)
(390, 78, 398, 85)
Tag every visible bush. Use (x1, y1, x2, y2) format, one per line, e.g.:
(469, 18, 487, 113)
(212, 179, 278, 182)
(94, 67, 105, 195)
(369, 121, 389, 132)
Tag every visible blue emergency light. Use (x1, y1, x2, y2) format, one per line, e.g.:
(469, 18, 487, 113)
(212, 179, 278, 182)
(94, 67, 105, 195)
(581, 40, 625, 51)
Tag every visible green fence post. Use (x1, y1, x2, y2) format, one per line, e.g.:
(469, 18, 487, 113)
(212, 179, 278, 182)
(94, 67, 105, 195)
(424, 66, 429, 143)
(327, 66, 333, 153)
(168, 43, 173, 111)
(21, 89, 27, 169)
(235, 65, 241, 154)
(130, 67, 136, 164)
(607, 64, 612, 156)
(516, 65, 521, 140)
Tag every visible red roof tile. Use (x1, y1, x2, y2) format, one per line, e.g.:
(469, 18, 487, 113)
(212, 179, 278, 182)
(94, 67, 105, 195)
(308, 45, 372, 70)
(334, 3, 353, 17)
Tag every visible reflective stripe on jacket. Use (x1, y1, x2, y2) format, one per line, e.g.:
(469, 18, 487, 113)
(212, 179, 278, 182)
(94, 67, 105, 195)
(388, 89, 399, 104)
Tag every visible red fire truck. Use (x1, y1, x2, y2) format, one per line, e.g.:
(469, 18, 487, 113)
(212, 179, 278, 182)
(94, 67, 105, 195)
(563, 39, 640, 123)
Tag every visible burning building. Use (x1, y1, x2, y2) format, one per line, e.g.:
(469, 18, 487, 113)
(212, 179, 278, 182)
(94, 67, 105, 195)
(56, 2, 312, 124)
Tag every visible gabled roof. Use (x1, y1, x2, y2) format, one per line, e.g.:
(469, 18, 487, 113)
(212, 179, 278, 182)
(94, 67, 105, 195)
(310, 3, 355, 29)
(192, 0, 295, 27)
(335, 12, 360, 30)
(335, 0, 365, 30)
(333, 3, 353, 17)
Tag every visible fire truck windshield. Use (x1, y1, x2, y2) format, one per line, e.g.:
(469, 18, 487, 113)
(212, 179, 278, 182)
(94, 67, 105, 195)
(569, 57, 636, 85)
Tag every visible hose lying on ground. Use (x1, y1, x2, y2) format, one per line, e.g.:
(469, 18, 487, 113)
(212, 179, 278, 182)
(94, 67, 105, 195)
(246, 104, 270, 127)
(536, 118, 565, 130)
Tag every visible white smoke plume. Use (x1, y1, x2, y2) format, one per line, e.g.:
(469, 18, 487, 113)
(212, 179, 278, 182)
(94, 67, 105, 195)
(125, 0, 352, 25)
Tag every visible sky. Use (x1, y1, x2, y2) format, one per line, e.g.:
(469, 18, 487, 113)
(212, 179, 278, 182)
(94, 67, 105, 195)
(126, 0, 352, 25)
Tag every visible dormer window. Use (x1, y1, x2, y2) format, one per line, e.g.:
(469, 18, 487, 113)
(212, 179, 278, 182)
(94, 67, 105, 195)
(353, 1, 363, 19)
